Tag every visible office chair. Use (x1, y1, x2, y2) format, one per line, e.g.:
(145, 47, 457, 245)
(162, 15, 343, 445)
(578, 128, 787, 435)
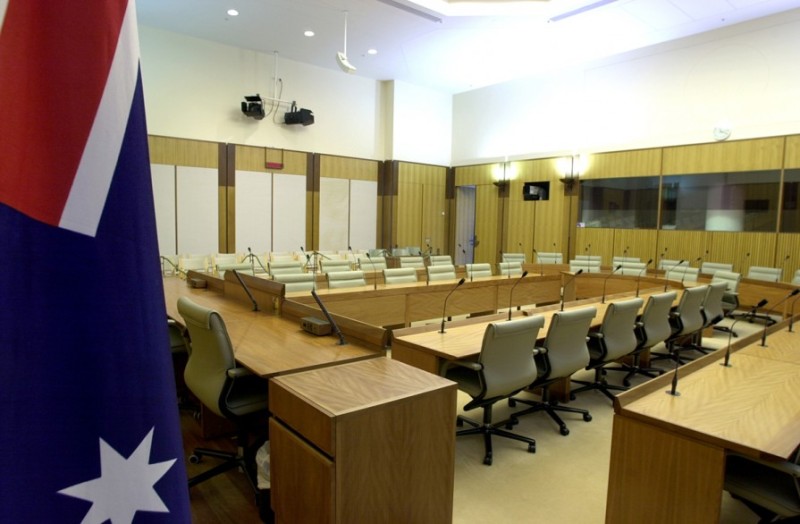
(570, 297, 644, 402)
(747, 266, 782, 283)
(696, 281, 728, 351)
(429, 255, 453, 266)
(427, 264, 457, 282)
(724, 445, 800, 523)
(651, 285, 708, 365)
(360, 256, 387, 271)
(273, 272, 315, 292)
(326, 270, 367, 289)
(793, 269, 800, 286)
(605, 291, 676, 386)
(665, 266, 700, 284)
(700, 261, 733, 277)
(508, 307, 597, 436)
(712, 270, 741, 335)
(268, 260, 304, 277)
(612, 256, 640, 265)
(465, 263, 493, 279)
(168, 318, 195, 412)
(536, 252, 563, 264)
(498, 261, 523, 277)
(501, 252, 526, 264)
(569, 259, 601, 273)
(444, 315, 545, 465)
(319, 259, 352, 274)
(177, 297, 269, 492)
(399, 256, 425, 269)
(383, 267, 418, 285)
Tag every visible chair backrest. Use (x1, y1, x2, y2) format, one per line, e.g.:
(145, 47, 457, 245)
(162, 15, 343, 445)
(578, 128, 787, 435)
(406, 246, 422, 256)
(269, 252, 295, 262)
(498, 261, 522, 277)
(702, 281, 728, 326)
(502, 252, 526, 264)
(701, 261, 733, 276)
(712, 270, 742, 293)
(748, 266, 782, 282)
(619, 262, 648, 276)
(429, 255, 453, 266)
(360, 256, 388, 271)
(273, 272, 315, 292)
(320, 259, 352, 274)
(665, 266, 700, 284)
(466, 263, 492, 279)
(638, 291, 677, 349)
(612, 256, 640, 265)
(536, 252, 563, 264)
(427, 264, 457, 282)
(269, 260, 304, 276)
(658, 258, 689, 271)
(541, 307, 597, 379)
(575, 255, 602, 263)
(673, 285, 709, 336)
(213, 253, 238, 267)
(383, 267, 418, 285)
(161, 254, 179, 276)
(177, 297, 235, 418)
(216, 262, 255, 278)
(393, 247, 410, 256)
(596, 297, 644, 362)
(327, 270, 367, 289)
(180, 255, 208, 272)
(793, 269, 800, 286)
(569, 259, 601, 273)
(399, 256, 425, 269)
(479, 315, 545, 400)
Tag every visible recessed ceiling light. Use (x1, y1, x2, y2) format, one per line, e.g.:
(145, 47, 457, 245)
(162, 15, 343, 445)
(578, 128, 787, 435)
(367, 48, 378, 55)
(304, 30, 315, 37)
(227, 9, 239, 17)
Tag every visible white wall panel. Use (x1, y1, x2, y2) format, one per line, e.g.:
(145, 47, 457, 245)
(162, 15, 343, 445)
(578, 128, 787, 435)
(235, 170, 272, 253)
(150, 163, 176, 255)
(349, 180, 378, 251)
(176, 166, 218, 255)
(319, 177, 350, 251)
(272, 173, 306, 252)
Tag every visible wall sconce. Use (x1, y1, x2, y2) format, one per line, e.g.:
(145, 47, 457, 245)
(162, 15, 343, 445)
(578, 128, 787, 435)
(492, 158, 517, 187)
(558, 154, 583, 189)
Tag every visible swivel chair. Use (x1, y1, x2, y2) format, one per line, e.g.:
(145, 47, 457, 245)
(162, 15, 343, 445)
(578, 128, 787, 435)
(651, 285, 708, 365)
(177, 297, 269, 492)
(427, 264, 457, 282)
(725, 446, 800, 523)
(383, 267, 418, 285)
(465, 263, 492, 279)
(444, 315, 545, 465)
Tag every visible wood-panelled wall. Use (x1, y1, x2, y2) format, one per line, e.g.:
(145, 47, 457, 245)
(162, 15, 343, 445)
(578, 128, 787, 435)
(392, 162, 449, 255)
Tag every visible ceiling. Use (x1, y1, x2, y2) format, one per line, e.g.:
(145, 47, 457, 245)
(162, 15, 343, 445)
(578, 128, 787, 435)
(135, 0, 800, 94)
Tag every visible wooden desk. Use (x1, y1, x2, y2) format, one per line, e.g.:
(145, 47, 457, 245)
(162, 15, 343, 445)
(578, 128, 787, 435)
(605, 323, 800, 523)
(269, 357, 456, 524)
(163, 276, 381, 378)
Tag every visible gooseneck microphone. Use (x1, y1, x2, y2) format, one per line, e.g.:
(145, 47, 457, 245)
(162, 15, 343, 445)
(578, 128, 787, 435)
(348, 245, 355, 268)
(601, 265, 623, 304)
(231, 270, 259, 311)
(760, 289, 800, 347)
(365, 253, 377, 290)
(663, 259, 686, 292)
(439, 278, 466, 333)
(561, 269, 583, 311)
(722, 299, 768, 367)
(247, 247, 255, 275)
(507, 271, 529, 321)
(532, 248, 543, 276)
(160, 256, 186, 277)
(635, 259, 653, 297)
(312, 290, 346, 346)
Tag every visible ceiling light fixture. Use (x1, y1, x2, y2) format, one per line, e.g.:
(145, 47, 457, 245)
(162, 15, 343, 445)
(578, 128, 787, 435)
(226, 9, 239, 17)
(336, 11, 356, 74)
(367, 48, 377, 55)
(304, 30, 315, 37)
(549, 0, 617, 23)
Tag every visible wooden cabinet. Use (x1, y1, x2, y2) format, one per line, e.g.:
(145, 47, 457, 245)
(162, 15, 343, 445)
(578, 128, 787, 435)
(269, 357, 457, 524)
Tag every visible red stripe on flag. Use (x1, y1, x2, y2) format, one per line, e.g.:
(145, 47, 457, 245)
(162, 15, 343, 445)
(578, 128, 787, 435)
(0, 0, 128, 226)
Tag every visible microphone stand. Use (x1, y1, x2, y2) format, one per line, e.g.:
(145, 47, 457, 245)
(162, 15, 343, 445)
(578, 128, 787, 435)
(507, 271, 528, 321)
(722, 299, 768, 367)
(560, 269, 583, 311)
(635, 259, 653, 297)
(247, 247, 255, 275)
(601, 265, 622, 304)
(439, 278, 466, 333)
(159, 256, 186, 278)
(365, 253, 378, 290)
(663, 259, 686, 292)
(231, 270, 259, 311)
(760, 289, 800, 347)
(532, 248, 543, 276)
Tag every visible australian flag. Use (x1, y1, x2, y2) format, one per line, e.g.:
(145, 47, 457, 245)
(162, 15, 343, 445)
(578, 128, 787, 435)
(0, 1, 191, 522)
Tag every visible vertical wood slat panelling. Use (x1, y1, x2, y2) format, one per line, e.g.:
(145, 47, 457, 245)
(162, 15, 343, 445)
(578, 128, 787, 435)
(396, 181, 423, 251)
(474, 185, 499, 265)
(235, 145, 309, 175)
(656, 230, 711, 267)
(776, 234, 800, 281)
(148, 136, 219, 168)
(574, 228, 616, 264)
(708, 231, 777, 275)
(422, 182, 447, 254)
(785, 135, 800, 169)
(661, 137, 784, 174)
(395, 162, 448, 253)
(580, 148, 662, 179)
(612, 229, 659, 265)
(320, 155, 379, 181)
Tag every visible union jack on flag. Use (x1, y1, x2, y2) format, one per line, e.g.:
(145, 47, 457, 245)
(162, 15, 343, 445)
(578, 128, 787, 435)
(0, 1, 191, 522)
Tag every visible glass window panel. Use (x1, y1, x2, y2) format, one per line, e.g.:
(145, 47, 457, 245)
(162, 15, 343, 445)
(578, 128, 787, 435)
(579, 176, 659, 229)
(781, 169, 800, 232)
(661, 171, 779, 232)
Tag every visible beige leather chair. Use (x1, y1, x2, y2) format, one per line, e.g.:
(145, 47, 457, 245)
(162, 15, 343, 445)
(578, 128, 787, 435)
(701, 261, 733, 276)
(747, 266, 782, 282)
(665, 265, 700, 284)
(502, 252, 526, 264)
(427, 264, 457, 282)
(444, 315, 545, 465)
(177, 297, 268, 492)
(320, 259, 352, 274)
(399, 256, 425, 269)
(535, 252, 563, 264)
(360, 255, 387, 271)
(652, 284, 709, 365)
(180, 255, 208, 273)
(498, 261, 523, 277)
(712, 270, 741, 334)
(429, 255, 453, 266)
(466, 263, 492, 279)
(327, 270, 367, 289)
(273, 272, 315, 292)
(724, 446, 800, 522)
(509, 306, 597, 436)
(269, 260, 304, 277)
(383, 267, 417, 285)
(571, 297, 644, 402)
(569, 259, 601, 273)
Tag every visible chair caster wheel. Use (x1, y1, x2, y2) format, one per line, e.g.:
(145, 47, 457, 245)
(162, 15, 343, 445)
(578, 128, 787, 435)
(622, 379, 631, 387)
(527, 443, 536, 453)
(508, 399, 516, 407)
(583, 413, 592, 422)
(189, 454, 201, 464)
(483, 454, 493, 466)
(569, 393, 576, 401)
(505, 422, 514, 430)
(560, 427, 570, 436)
(456, 418, 464, 427)
(510, 417, 518, 426)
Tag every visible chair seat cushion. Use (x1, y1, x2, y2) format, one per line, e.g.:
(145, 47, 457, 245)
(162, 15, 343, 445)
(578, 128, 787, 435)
(444, 366, 482, 398)
(725, 456, 800, 517)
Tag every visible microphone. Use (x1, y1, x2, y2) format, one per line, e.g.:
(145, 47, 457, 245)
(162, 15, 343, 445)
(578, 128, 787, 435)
(739, 252, 750, 273)
(231, 270, 259, 311)
(560, 269, 583, 311)
(348, 245, 356, 270)
(365, 253, 377, 290)
(760, 288, 800, 347)
(247, 247, 255, 275)
(601, 265, 622, 304)
(635, 259, 653, 297)
(623, 245, 629, 258)
(439, 278, 466, 333)
(722, 299, 768, 367)
(507, 271, 529, 321)
(663, 259, 686, 292)
(159, 256, 186, 277)
(311, 290, 346, 346)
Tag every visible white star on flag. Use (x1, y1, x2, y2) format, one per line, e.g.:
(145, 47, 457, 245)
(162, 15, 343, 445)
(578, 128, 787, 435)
(58, 427, 177, 524)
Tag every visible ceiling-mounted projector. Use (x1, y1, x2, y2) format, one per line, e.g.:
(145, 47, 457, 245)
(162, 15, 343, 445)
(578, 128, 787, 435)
(284, 102, 314, 126)
(241, 94, 265, 120)
(336, 51, 356, 74)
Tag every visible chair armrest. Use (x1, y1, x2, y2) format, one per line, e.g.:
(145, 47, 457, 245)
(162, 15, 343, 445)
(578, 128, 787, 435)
(448, 360, 482, 371)
(227, 367, 254, 379)
(588, 332, 604, 340)
(728, 452, 800, 476)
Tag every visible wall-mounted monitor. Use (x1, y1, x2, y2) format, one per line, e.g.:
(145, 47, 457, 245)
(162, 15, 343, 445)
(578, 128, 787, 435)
(523, 182, 550, 201)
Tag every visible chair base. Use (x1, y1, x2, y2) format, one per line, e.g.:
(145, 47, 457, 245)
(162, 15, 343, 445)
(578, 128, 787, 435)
(604, 353, 665, 387)
(509, 388, 592, 436)
(188, 447, 255, 490)
(456, 406, 536, 466)
(570, 369, 628, 402)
